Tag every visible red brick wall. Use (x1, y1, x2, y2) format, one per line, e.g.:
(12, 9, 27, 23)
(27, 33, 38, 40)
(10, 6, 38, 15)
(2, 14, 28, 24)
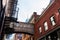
(34, 0, 60, 40)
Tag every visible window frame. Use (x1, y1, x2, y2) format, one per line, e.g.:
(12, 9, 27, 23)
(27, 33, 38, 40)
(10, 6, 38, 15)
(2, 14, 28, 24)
(50, 15, 56, 26)
(39, 27, 42, 33)
(44, 21, 48, 31)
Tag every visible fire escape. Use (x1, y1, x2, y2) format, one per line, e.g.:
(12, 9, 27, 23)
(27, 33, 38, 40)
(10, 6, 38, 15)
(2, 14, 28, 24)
(0, 0, 18, 40)
(4, 0, 19, 34)
(4, 0, 18, 33)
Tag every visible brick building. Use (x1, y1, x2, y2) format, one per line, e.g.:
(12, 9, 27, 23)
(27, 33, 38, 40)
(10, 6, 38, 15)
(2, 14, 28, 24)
(28, 12, 40, 40)
(34, 0, 60, 40)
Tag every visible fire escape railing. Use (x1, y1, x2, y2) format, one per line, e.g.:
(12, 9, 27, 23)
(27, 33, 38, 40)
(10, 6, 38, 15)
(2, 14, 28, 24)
(10, 0, 19, 22)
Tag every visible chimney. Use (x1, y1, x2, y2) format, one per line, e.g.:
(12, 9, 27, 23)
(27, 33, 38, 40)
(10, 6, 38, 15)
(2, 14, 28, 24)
(33, 12, 37, 24)
(33, 12, 37, 16)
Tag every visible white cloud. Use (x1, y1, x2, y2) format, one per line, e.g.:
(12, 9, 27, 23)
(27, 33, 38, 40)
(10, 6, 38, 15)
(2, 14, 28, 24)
(17, 0, 50, 22)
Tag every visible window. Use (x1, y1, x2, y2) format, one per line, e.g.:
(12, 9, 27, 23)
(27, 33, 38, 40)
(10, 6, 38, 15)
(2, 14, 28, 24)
(50, 16, 56, 26)
(10, 22, 14, 28)
(44, 22, 48, 31)
(6, 34, 12, 39)
(39, 27, 42, 33)
(58, 8, 60, 14)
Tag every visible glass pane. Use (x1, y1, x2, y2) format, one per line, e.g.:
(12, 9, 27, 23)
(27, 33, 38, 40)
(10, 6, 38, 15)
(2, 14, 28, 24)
(50, 16, 56, 26)
(50, 16, 54, 21)
(52, 21, 55, 26)
(39, 27, 42, 33)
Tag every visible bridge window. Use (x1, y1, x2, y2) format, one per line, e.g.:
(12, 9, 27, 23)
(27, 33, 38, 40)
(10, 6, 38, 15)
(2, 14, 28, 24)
(39, 27, 42, 33)
(44, 22, 48, 31)
(50, 16, 56, 26)
(10, 22, 14, 28)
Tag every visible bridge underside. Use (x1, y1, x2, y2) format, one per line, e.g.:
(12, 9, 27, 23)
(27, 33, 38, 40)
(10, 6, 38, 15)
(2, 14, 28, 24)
(4, 27, 34, 35)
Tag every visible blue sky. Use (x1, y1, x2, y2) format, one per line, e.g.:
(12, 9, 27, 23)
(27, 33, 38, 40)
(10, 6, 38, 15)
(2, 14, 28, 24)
(17, 0, 50, 22)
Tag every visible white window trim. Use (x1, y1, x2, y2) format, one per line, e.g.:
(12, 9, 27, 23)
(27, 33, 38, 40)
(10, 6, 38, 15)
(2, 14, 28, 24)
(50, 16, 56, 26)
(44, 22, 48, 31)
(39, 27, 42, 33)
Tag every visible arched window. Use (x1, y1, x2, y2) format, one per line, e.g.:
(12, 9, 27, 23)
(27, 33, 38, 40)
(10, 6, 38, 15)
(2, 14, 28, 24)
(50, 16, 56, 26)
(44, 22, 48, 31)
(39, 27, 42, 33)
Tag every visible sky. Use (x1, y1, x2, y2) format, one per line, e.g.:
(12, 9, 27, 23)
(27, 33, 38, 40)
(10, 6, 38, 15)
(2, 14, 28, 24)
(17, 0, 50, 22)
(3, 0, 50, 22)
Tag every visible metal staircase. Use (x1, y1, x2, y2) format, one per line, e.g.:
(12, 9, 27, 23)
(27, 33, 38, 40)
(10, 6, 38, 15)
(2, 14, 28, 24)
(4, 16, 14, 34)
(4, 17, 10, 27)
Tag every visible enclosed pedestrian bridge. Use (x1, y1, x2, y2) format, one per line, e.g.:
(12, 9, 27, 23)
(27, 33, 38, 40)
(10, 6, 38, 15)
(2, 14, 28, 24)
(13, 22, 34, 34)
(4, 20, 34, 35)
